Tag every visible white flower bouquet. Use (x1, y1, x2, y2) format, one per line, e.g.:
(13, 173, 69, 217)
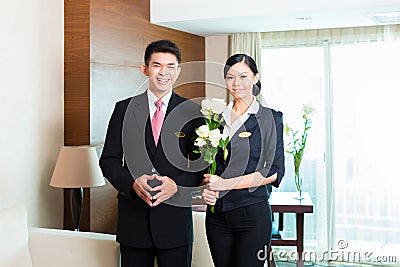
(194, 98, 229, 174)
(194, 98, 229, 212)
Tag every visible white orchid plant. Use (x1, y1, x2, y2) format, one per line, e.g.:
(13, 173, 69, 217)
(194, 98, 229, 175)
(284, 103, 314, 196)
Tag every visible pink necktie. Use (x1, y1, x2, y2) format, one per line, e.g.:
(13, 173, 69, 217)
(152, 99, 164, 145)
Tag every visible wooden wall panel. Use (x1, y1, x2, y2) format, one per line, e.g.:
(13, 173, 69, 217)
(65, 0, 205, 233)
(64, 0, 90, 146)
(90, 63, 148, 146)
(64, 0, 91, 232)
(91, 0, 205, 67)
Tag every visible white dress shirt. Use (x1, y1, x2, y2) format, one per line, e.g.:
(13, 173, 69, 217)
(147, 89, 172, 121)
(222, 96, 260, 139)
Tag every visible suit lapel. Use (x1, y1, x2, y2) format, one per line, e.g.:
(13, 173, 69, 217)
(131, 92, 150, 139)
(164, 91, 179, 117)
(122, 92, 158, 176)
(229, 113, 259, 144)
(130, 92, 157, 159)
(244, 114, 259, 133)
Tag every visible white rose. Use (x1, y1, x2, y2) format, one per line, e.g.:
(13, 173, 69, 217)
(208, 129, 222, 147)
(196, 125, 210, 138)
(200, 109, 210, 118)
(194, 137, 207, 147)
(210, 98, 226, 114)
(210, 140, 220, 147)
(201, 99, 212, 111)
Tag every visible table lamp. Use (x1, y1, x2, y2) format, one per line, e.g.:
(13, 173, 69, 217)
(50, 146, 105, 231)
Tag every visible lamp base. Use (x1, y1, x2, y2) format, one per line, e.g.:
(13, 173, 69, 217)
(70, 188, 84, 231)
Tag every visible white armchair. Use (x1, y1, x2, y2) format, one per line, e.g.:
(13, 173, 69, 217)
(29, 228, 119, 267)
(0, 204, 213, 267)
(0, 205, 119, 267)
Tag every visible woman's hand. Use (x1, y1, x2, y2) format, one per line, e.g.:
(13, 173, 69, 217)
(202, 188, 219, 205)
(203, 174, 231, 191)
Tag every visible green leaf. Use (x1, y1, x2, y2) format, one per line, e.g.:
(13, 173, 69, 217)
(210, 205, 215, 213)
(223, 148, 229, 160)
(213, 113, 219, 121)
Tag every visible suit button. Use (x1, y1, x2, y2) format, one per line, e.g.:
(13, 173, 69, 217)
(151, 168, 156, 173)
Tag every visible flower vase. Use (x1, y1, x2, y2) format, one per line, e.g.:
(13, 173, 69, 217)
(295, 188, 303, 200)
(294, 173, 304, 200)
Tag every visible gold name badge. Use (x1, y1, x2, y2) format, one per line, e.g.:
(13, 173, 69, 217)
(175, 132, 186, 138)
(239, 131, 252, 138)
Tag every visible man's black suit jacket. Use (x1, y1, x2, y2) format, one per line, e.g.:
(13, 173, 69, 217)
(100, 91, 204, 249)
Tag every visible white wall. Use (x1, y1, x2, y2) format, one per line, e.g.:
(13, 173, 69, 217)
(0, 0, 64, 228)
(205, 35, 229, 100)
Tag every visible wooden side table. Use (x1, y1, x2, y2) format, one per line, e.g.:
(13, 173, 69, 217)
(268, 192, 314, 267)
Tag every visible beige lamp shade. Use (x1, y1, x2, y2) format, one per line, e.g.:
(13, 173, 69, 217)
(50, 146, 105, 188)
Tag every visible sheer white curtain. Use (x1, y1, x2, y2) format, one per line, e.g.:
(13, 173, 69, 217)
(262, 25, 400, 263)
(331, 40, 400, 260)
(261, 25, 400, 48)
(230, 32, 262, 65)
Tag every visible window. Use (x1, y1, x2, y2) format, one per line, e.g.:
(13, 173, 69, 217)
(262, 40, 400, 261)
(331, 41, 400, 256)
(262, 47, 326, 248)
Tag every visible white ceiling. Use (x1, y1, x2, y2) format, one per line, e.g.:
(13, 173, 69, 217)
(150, 0, 400, 36)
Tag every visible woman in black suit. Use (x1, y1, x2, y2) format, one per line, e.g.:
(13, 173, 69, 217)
(202, 54, 285, 267)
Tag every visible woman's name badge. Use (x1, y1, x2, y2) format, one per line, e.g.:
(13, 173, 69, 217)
(175, 132, 186, 138)
(238, 131, 252, 138)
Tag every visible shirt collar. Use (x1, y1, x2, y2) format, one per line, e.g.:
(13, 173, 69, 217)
(247, 96, 260, 114)
(223, 96, 259, 125)
(147, 89, 173, 108)
(222, 96, 260, 121)
(227, 96, 259, 114)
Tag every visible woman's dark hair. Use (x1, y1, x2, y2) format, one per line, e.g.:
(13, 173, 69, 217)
(144, 40, 181, 66)
(224, 54, 261, 96)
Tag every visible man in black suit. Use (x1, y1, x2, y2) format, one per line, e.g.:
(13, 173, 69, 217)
(100, 40, 204, 267)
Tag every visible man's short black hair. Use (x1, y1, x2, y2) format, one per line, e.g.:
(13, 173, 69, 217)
(144, 40, 181, 66)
